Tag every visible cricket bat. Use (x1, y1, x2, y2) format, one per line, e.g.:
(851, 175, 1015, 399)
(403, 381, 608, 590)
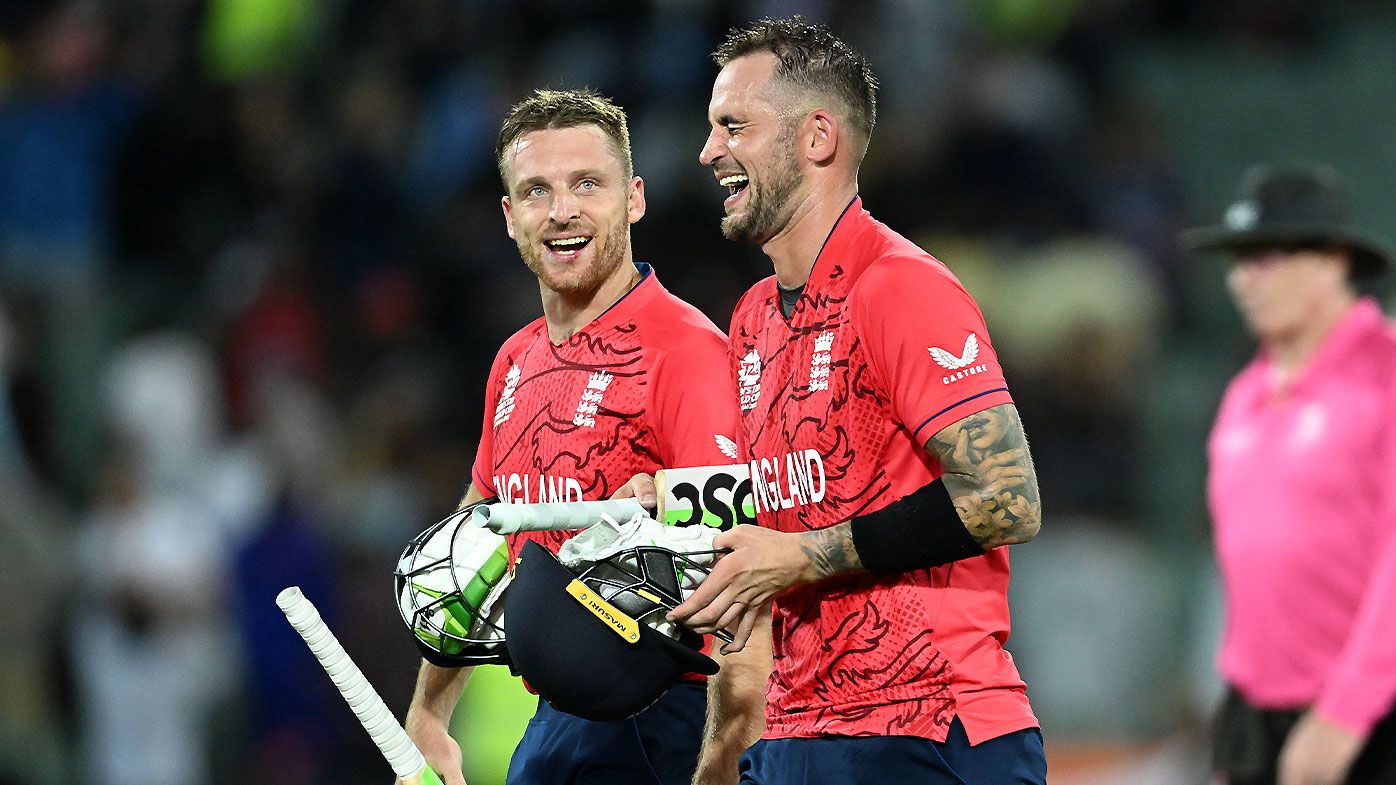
(474, 464, 756, 534)
(277, 587, 445, 785)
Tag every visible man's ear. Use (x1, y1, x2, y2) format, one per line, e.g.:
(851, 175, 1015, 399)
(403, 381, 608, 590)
(803, 109, 839, 165)
(627, 176, 647, 225)
(501, 195, 515, 240)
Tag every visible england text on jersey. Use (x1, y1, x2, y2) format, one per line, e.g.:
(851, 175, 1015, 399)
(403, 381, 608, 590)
(747, 449, 826, 514)
(493, 473, 585, 505)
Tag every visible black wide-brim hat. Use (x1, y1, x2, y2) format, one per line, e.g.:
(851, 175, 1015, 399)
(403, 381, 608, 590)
(504, 540, 718, 721)
(1181, 164, 1393, 278)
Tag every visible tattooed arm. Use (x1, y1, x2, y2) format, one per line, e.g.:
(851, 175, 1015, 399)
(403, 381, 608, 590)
(779, 403, 1043, 585)
(926, 402, 1042, 548)
(670, 404, 1040, 648)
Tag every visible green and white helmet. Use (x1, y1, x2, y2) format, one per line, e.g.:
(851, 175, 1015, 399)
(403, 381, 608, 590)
(394, 502, 511, 667)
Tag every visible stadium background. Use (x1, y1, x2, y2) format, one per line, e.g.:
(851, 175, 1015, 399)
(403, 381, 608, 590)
(0, 1, 1393, 784)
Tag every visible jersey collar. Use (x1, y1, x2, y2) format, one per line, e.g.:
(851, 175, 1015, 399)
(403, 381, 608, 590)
(583, 262, 660, 333)
(779, 196, 872, 321)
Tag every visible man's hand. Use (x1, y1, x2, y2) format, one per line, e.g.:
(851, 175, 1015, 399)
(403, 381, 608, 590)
(611, 472, 659, 510)
(402, 661, 473, 785)
(403, 711, 467, 785)
(667, 524, 823, 653)
(1277, 710, 1365, 785)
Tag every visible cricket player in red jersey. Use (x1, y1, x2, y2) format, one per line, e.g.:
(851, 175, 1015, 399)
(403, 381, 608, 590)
(669, 18, 1045, 785)
(402, 89, 738, 785)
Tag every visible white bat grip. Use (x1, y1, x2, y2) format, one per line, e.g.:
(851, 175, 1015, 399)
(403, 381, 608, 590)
(472, 499, 647, 534)
(276, 587, 426, 780)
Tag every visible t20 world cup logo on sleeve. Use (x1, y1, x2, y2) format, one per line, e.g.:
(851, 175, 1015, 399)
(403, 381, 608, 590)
(494, 364, 522, 427)
(738, 350, 762, 411)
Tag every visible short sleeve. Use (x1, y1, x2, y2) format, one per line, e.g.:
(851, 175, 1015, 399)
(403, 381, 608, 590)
(649, 322, 743, 467)
(852, 255, 1013, 445)
(470, 355, 506, 497)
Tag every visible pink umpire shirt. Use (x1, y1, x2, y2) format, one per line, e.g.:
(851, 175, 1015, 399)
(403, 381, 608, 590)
(1207, 297, 1396, 735)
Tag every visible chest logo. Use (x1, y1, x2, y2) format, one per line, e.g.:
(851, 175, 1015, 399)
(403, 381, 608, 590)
(929, 333, 980, 370)
(493, 364, 522, 427)
(572, 371, 612, 428)
(738, 350, 762, 411)
(808, 331, 835, 392)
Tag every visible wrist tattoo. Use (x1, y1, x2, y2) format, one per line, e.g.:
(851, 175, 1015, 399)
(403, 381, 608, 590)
(800, 523, 862, 579)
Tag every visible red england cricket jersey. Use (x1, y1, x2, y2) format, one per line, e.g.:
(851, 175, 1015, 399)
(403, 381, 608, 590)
(729, 199, 1038, 744)
(472, 264, 739, 565)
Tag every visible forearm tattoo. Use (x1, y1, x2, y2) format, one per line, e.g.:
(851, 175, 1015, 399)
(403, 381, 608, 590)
(799, 523, 862, 579)
(927, 403, 1042, 548)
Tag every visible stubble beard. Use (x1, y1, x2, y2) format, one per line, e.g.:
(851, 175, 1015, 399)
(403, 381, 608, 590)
(518, 213, 630, 298)
(721, 137, 803, 245)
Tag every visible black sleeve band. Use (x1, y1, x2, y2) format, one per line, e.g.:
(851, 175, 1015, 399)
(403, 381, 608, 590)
(850, 478, 984, 574)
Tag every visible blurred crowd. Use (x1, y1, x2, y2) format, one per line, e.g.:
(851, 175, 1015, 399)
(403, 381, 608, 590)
(0, 1, 1392, 784)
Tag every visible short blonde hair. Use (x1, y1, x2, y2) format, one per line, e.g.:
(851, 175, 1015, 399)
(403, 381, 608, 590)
(496, 89, 633, 185)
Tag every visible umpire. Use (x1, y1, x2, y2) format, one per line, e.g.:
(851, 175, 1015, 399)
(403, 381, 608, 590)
(1184, 164, 1396, 785)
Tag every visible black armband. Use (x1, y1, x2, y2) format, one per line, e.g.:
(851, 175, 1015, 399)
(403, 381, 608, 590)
(850, 478, 984, 574)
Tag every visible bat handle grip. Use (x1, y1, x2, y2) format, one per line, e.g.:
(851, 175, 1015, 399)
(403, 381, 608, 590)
(472, 499, 647, 534)
(276, 586, 432, 781)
